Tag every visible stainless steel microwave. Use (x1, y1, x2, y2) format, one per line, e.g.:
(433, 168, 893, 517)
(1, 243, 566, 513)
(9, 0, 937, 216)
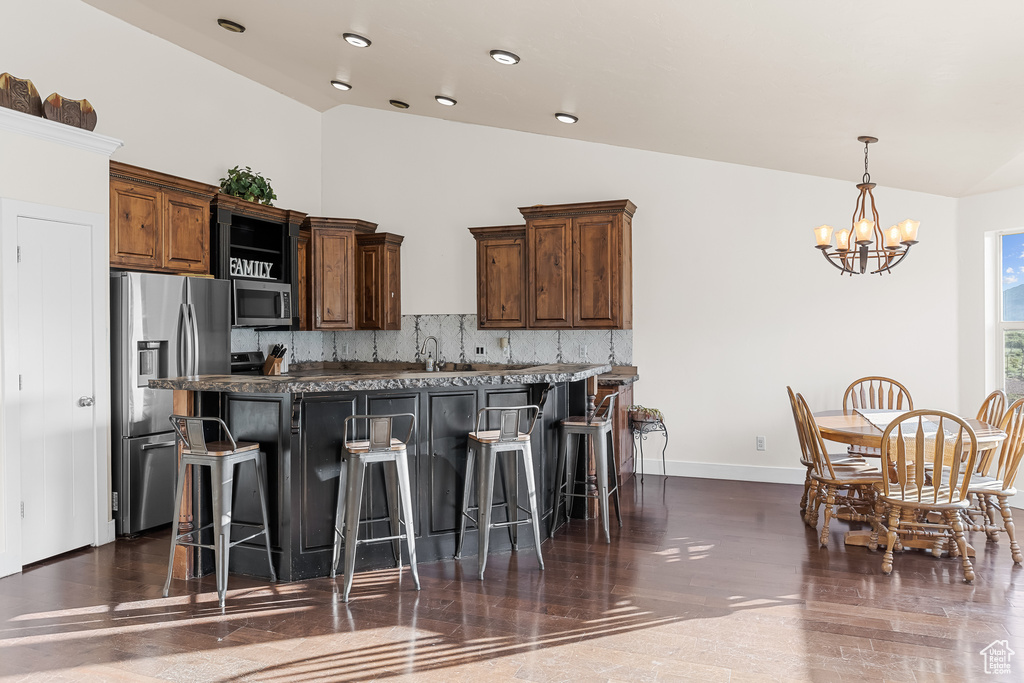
(232, 279, 292, 327)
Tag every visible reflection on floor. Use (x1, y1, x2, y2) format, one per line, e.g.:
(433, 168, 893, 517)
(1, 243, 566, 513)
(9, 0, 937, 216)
(1, 477, 1021, 682)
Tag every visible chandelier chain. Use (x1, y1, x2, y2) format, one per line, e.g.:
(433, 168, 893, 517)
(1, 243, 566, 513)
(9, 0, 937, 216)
(863, 140, 871, 184)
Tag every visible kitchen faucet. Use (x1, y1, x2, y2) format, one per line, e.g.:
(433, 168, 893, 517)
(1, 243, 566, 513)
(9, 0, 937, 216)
(420, 336, 441, 372)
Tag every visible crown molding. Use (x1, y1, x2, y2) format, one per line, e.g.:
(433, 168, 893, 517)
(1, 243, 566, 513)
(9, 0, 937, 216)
(0, 107, 122, 157)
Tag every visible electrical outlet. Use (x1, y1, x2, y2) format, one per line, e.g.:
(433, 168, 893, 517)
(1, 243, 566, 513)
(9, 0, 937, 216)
(475, 346, 485, 356)
(755, 435, 766, 451)
(342, 343, 351, 357)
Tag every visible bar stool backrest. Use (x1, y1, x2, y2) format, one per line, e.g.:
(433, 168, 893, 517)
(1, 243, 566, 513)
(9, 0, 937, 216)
(475, 405, 540, 440)
(343, 413, 416, 451)
(590, 393, 617, 425)
(169, 415, 237, 454)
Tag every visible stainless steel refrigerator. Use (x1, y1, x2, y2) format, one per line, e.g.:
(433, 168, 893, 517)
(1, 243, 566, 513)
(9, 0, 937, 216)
(111, 272, 230, 536)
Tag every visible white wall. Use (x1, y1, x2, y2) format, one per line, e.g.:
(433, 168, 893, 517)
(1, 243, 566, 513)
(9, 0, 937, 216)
(958, 185, 1024, 408)
(322, 105, 961, 476)
(3, 0, 322, 214)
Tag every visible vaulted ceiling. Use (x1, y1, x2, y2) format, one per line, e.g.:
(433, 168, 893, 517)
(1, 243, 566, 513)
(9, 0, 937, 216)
(85, 0, 1024, 197)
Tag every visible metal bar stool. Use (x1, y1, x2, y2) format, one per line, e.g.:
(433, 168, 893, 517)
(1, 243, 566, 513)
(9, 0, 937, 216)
(456, 405, 545, 579)
(551, 393, 622, 543)
(331, 413, 420, 603)
(163, 415, 275, 608)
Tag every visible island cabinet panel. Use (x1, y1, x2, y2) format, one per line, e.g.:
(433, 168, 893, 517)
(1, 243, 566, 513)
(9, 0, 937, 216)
(109, 161, 217, 274)
(470, 225, 528, 329)
(520, 199, 635, 330)
(527, 218, 574, 328)
(356, 232, 403, 330)
(205, 381, 574, 582)
(427, 392, 478, 537)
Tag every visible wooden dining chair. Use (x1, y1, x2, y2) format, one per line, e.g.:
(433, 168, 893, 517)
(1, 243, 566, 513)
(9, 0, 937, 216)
(796, 394, 884, 547)
(964, 397, 1024, 565)
(842, 376, 914, 457)
(787, 386, 865, 518)
(974, 389, 1008, 476)
(877, 410, 978, 582)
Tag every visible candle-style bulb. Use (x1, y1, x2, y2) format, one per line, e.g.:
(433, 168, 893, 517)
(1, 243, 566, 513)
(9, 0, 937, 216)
(835, 228, 851, 251)
(814, 225, 834, 249)
(854, 219, 875, 245)
(899, 219, 920, 244)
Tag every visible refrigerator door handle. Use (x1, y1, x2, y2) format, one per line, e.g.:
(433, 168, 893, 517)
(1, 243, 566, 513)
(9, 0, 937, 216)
(189, 303, 200, 376)
(182, 303, 195, 376)
(178, 303, 188, 377)
(140, 441, 177, 450)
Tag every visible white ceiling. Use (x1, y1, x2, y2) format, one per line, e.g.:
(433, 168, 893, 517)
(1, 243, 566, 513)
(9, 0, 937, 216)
(85, 0, 1024, 197)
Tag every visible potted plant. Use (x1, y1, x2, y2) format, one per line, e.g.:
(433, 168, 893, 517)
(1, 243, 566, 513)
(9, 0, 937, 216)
(219, 165, 277, 206)
(627, 405, 664, 424)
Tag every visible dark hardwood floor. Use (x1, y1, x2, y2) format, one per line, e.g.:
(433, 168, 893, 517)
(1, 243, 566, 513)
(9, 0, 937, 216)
(0, 477, 1021, 682)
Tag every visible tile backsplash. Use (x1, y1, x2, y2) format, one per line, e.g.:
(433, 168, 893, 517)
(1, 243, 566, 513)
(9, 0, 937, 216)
(231, 315, 632, 366)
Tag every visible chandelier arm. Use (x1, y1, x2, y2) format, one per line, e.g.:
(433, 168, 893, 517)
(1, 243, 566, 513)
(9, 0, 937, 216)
(868, 188, 882, 242)
(869, 244, 911, 275)
(822, 249, 856, 275)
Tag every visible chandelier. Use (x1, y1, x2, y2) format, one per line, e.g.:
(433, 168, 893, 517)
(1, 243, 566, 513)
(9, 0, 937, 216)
(813, 136, 920, 276)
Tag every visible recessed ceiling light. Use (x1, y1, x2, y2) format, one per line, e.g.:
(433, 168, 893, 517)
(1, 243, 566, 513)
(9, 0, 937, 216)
(389, 99, 410, 109)
(555, 113, 578, 124)
(489, 49, 520, 65)
(217, 18, 245, 33)
(435, 95, 457, 106)
(344, 33, 371, 48)
(330, 80, 352, 91)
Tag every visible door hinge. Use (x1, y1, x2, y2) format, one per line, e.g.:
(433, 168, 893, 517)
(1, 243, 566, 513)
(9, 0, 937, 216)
(19, 375, 23, 390)
(17, 246, 21, 263)
(112, 492, 119, 512)
(20, 502, 25, 519)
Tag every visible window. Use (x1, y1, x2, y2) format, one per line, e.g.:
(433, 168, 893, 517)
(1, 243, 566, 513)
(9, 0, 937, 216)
(1000, 232, 1024, 402)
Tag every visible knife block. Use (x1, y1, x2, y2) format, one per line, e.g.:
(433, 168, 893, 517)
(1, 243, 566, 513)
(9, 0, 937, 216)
(261, 356, 283, 376)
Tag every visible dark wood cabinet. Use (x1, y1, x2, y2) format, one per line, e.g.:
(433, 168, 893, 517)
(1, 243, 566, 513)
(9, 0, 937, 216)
(470, 225, 528, 329)
(356, 233, 403, 330)
(296, 231, 309, 330)
(109, 162, 217, 274)
(520, 200, 635, 330)
(299, 218, 376, 331)
(596, 379, 635, 480)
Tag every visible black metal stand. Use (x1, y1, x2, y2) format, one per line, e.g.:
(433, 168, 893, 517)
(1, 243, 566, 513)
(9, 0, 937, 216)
(630, 418, 668, 483)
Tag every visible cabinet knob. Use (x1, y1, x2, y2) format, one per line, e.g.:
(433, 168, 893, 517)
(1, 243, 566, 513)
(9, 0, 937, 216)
(78, 396, 95, 407)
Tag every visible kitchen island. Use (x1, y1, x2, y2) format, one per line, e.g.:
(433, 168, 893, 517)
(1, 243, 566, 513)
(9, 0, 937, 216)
(151, 361, 610, 581)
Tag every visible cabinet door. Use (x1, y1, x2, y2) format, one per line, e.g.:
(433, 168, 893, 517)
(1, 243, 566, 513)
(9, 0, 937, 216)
(162, 190, 209, 274)
(356, 243, 381, 330)
(311, 227, 356, 330)
(296, 231, 309, 330)
(478, 236, 526, 328)
(573, 213, 621, 328)
(527, 217, 572, 328)
(110, 179, 162, 270)
(384, 242, 401, 330)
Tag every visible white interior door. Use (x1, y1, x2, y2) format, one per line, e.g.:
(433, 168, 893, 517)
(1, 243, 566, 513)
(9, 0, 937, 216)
(17, 216, 96, 565)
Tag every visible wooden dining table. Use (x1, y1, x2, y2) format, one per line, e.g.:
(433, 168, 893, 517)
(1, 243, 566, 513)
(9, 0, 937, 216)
(812, 409, 1006, 553)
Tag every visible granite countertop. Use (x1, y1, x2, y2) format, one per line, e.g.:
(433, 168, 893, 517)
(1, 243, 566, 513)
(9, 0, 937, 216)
(598, 365, 638, 386)
(149, 361, 612, 394)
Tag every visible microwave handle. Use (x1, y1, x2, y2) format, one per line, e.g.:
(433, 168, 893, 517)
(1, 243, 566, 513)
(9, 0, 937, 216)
(278, 292, 286, 319)
(231, 282, 239, 326)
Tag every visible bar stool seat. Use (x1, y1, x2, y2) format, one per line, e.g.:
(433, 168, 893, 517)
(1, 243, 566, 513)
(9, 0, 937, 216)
(163, 416, 276, 608)
(552, 393, 623, 543)
(457, 405, 545, 579)
(331, 413, 420, 603)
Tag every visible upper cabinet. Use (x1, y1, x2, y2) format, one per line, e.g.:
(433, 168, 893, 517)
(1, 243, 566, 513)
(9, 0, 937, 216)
(298, 217, 377, 331)
(521, 200, 635, 330)
(470, 225, 528, 329)
(356, 232, 403, 330)
(468, 199, 634, 330)
(294, 218, 403, 331)
(109, 162, 218, 274)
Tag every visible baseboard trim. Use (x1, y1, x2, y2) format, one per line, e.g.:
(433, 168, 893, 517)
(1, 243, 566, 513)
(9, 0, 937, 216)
(639, 459, 806, 485)
(640, 460, 1024, 509)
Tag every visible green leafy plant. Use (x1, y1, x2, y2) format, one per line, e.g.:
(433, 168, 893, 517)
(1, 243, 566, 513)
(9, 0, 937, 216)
(627, 405, 664, 422)
(219, 165, 277, 206)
